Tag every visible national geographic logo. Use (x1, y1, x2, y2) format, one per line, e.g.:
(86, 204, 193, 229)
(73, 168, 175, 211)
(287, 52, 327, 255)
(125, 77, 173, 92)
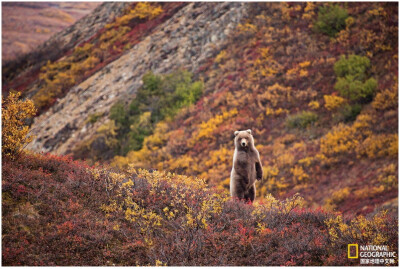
(348, 244, 397, 265)
(348, 244, 358, 259)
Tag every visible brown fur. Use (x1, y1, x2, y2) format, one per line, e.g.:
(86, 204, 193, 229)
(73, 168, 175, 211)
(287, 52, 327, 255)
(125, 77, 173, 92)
(230, 129, 263, 202)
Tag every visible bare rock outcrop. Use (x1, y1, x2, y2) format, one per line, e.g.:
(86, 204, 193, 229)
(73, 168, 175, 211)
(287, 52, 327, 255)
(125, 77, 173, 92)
(27, 2, 249, 155)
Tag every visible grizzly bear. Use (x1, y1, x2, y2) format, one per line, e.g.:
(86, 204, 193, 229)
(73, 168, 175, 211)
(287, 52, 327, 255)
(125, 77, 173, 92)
(230, 129, 263, 202)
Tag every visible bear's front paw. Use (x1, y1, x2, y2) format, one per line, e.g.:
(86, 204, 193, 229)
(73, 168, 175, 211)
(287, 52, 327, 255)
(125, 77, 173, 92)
(257, 177, 262, 181)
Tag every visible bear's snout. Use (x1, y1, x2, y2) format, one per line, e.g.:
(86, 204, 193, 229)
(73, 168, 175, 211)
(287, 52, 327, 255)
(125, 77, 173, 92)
(240, 138, 247, 147)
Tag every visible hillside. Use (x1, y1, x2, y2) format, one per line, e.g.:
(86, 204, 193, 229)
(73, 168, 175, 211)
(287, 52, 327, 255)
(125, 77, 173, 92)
(2, 152, 397, 265)
(2, 2, 100, 62)
(1, 2, 399, 265)
(2, 2, 129, 94)
(7, 2, 396, 216)
(13, 2, 396, 217)
(106, 2, 397, 217)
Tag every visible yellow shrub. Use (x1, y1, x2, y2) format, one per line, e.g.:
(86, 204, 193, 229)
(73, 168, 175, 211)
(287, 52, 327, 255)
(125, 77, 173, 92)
(215, 50, 227, 64)
(259, 83, 292, 107)
(114, 2, 163, 26)
(323, 95, 347, 111)
(204, 147, 231, 167)
(302, 2, 316, 21)
(368, 7, 386, 17)
(298, 156, 314, 167)
(290, 165, 309, 184)
(320, 123, 358, 157)
(326, 210, 390, 245)
(237, 23, 257, 34)
(131, 2, 163, 20)
(308, 100, 320, 110)
(354, 185, 385, 199)
(252, 48, 282, 79)
(265, 106, 289, 116)
(357, 134, 398, 158)
(2, 92, 37, 159)
(320, 114, 373, 160)
(190, 108, 238, 144)
(372, 85, 398, 111)
(286, 61, 311, 78)
(324, 187, 350, 210)
(377, 164, 398, 190)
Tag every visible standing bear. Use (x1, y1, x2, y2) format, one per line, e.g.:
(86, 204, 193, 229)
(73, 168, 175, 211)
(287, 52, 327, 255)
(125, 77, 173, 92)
(230, 129, 263, 202)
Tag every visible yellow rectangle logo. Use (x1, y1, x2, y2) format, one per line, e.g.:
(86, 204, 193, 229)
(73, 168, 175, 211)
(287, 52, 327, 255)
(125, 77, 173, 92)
(348, 244, 358, 259)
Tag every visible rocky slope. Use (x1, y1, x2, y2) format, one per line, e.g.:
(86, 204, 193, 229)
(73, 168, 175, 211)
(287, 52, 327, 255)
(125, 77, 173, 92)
(27, 2, 249, 155)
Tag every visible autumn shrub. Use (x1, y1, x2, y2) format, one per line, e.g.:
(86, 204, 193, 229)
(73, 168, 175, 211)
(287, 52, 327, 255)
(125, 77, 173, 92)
(324, 95, 347, 111)
(334, 55, 377, 101)
(285, 111, 318, 129)
(324, 212, 398, 266)
(319, 114, 373, 161)
(336, 103, 362, 122)
(2, 153, 110, 265)
(372, 83, 398, 111)
(3, 153, 397, 266)
(111, 2, 163, 27)
(2, 92, 36, 159)
(313, 4, 348, 37)
(334, 54, 370, 80)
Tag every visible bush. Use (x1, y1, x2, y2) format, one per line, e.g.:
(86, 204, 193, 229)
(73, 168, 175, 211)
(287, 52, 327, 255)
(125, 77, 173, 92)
(323, 95, 347, 111)
(313, 4, 348, 37)
(337, 103, 362, 122)
(334, 54, 370, 80)
(3, 153, 398, 266)
(285, 111, 318, 129)
(109, 102, 127, 127)
(2, 92, 36, 159)
(333, 55, 377, 101)
(74, 70, 203, 160)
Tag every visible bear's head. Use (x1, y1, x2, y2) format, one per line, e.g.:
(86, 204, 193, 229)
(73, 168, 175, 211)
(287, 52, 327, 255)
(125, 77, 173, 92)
(234, 129, 254, 150)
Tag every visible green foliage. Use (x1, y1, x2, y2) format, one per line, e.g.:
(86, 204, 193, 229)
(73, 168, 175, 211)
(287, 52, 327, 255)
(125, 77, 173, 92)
(76, 70, 204, 159)
(338, 103, 362, 122)
(285, 111, 318, 129)
(86, 112, 104, 124)
(313, 4, 348, 37)
(334, 55, 377, 101)
(119, 70, 203, 153)
(334, 54, 370, 80)
(109, 102, 127, 127)
(335, 77, 377, 101)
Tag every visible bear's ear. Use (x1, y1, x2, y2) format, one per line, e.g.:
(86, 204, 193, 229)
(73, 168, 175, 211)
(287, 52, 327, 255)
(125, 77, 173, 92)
(234, 131, 239, 136)
(246, 129, 252, 134)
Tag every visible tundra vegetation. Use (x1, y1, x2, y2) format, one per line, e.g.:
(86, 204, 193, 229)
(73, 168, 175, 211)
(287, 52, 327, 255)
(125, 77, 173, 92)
(2, 2, 398, 266)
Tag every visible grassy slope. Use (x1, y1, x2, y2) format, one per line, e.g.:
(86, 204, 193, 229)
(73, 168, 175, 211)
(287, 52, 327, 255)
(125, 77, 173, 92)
(112, 2, 398, 217)
(2, 152, 397, 265)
